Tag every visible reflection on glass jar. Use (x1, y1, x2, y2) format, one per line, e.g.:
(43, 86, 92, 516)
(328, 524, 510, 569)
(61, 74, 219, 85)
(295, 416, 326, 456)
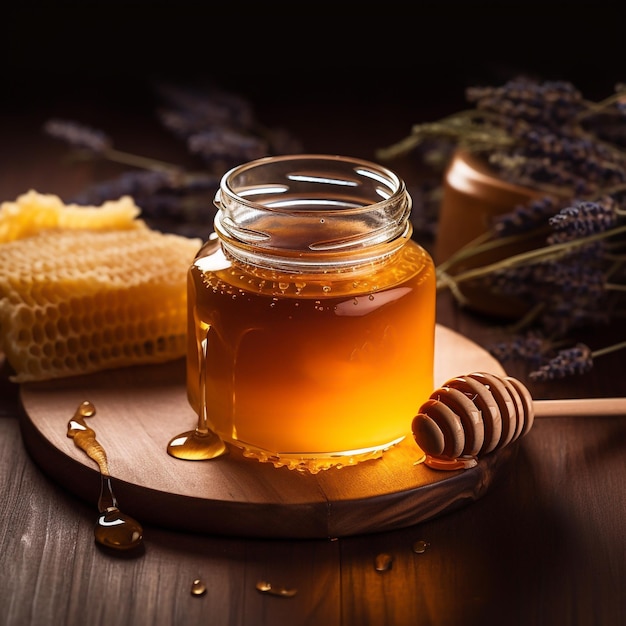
(187, 154, 436, 472)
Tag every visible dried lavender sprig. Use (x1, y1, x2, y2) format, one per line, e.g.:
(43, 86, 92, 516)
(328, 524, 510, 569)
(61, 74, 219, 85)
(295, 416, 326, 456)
(68, 169, 221, 207)
(484, 256, 611, 339)
(492, 195, 562, 236)
(43, 118, 183, 174)
(490, 255, 606, 300)
(472, 198, 623, 327)
(375, 109, 514, 161)
(492, 185, 626, 243)
(437, 223, 626, 292)
(547, 197, 618, 242)
(540, 304, 611, 337)
(154, 82, 303, 157)
(528, 343, 593, 381)
(488, 331, 548, 366)
(43, 118, 112, 153)
(187, 128, 268, 164)
(70, 170, 175, 205)
(467, 79, 586, 131)
(154, 82, 256, 133)
(492, 145, 626, 195)
(157, 101, 255, 140)
(528, 340, 626, 381)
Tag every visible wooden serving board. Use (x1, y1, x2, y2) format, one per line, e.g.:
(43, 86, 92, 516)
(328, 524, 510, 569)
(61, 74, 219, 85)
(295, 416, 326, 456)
(19, 325, 515, 539)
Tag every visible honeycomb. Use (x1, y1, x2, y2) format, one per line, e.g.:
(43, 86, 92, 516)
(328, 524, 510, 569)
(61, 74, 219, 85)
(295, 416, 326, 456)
(0, 192, 201, 382)
(0, 189, 145, 243)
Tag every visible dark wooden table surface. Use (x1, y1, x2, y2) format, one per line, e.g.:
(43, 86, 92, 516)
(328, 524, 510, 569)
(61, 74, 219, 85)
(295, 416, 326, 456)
(1, 62, 625, 626)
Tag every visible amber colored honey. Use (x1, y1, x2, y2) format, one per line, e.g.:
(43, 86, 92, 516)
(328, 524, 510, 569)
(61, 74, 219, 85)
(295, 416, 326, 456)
(187, 239, 435, 471)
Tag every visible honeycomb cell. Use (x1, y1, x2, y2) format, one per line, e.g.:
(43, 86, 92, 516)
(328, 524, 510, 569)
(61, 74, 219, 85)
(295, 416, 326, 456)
(0, 226, 201, 382)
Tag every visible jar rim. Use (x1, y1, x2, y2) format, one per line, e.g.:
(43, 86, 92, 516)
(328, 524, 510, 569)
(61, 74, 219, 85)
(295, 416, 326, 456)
(217, 153, 406, 216)
(214, 154, 412, 257)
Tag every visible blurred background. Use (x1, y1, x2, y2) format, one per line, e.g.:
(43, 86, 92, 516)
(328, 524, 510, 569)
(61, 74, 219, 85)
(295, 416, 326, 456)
(2, 3, 624, 203)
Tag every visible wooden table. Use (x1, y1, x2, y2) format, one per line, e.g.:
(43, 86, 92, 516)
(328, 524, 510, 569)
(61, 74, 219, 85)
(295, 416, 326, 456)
(1, 71, 625, 626)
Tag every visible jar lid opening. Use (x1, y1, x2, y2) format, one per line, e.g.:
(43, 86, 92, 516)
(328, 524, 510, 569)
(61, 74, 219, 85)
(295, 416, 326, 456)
(214, 154, 411, 253)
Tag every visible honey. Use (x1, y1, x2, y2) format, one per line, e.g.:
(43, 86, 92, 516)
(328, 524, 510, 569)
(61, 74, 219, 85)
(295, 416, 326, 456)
(186, 155, 436, 472)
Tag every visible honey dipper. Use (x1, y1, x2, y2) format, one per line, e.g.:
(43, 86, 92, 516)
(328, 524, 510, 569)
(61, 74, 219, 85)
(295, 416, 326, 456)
(412, 371, 625, 470)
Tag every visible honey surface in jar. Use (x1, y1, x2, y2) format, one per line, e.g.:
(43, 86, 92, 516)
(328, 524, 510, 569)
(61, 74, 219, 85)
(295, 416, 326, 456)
(187, 238, 435, 472)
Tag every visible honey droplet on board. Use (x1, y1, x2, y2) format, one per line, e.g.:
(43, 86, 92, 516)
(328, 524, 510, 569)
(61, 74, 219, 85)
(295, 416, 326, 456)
(191, 579, 207, 596)
(374, 553, 393, 572)
(67, 401, 144, 552)
(256, 581, 298, 597)
(412, 540, 430, 554)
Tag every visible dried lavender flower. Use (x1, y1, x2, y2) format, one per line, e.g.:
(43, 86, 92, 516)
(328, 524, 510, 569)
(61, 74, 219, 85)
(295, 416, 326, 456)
(154, 82, 256, 132)
(547, 197, 618, 242)
(43, 118, 112, 153)
(529, 343, 593, 381)
(492, 195, 561, 236)
(70, 170, 175, 205)
(488, 331, 548, 366)
(188, 128, 269, 164)
(466, 79, 585, 132)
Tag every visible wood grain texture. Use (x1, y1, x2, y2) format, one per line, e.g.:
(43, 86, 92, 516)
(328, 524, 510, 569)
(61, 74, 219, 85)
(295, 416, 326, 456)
(1, 412, 342, 626)
(19, 325, 512, 539)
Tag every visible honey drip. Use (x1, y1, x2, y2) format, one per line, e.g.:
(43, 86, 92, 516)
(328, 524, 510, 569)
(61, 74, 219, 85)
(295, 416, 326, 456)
(166, 330, 228, 461)
(67, 401, 144, 551)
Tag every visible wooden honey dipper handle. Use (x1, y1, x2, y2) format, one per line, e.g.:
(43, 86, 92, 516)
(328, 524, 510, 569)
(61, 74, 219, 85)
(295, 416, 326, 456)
(412, 372, 625, 471)
(534, 397, 625, 418)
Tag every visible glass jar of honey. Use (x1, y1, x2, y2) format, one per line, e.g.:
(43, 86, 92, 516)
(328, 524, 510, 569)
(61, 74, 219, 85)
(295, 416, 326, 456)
(186, 154, 436, 473)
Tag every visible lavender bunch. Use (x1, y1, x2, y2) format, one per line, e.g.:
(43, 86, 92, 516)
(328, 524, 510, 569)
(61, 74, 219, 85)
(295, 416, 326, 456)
(445, 196, 626, 381)
(378, 77, 626, 380)
(377, 78, 626, 236)
(43, 82, 303, 237)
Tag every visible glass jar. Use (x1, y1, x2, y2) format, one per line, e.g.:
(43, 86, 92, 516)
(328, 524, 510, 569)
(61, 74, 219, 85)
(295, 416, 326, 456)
(187, 154, 436, 473)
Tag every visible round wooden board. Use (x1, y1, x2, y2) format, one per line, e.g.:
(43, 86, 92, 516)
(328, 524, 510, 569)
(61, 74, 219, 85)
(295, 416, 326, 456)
(19, 324, 515, 539)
